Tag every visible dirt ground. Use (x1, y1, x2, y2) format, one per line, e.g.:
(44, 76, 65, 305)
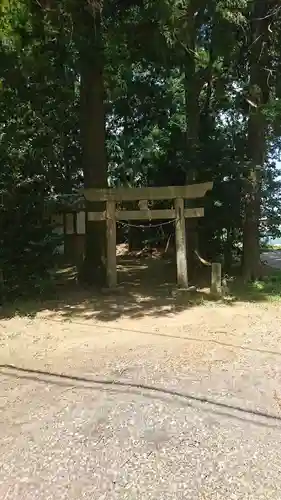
(1, 252, 281, 499)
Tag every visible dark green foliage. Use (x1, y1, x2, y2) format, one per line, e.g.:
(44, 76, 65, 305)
(1, 0, 281, 294)
(0, 0, 77, 296)
(0, 178, 60, 297)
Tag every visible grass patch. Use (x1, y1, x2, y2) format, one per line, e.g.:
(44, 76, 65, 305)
(260, 244, 281, 251)
(229, 269, 281, 302)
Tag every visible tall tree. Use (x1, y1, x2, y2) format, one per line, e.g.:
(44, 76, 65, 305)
(1, 0, 281, 297)
(76, 0, 145, 285)
(74, 3, 108, 285)
(242, 0, 278, 280)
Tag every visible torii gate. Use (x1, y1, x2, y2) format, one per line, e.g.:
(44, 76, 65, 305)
(83, 182, 213, 289)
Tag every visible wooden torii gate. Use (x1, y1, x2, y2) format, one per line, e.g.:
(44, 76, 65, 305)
(83, 182, 213, 289)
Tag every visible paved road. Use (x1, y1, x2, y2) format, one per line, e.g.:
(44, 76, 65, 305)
(261, 250, 281, 269)
(1, 305, 281, 499)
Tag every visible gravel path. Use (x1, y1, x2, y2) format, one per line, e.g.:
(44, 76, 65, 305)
(1, 303, 281, 499)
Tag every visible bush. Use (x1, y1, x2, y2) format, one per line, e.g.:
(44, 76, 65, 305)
(0, 177, 60, 299)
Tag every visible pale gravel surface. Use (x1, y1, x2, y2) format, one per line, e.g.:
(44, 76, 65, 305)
(1, 301, 281, 499)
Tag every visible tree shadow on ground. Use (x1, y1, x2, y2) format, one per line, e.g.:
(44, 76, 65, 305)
(0, 252, 280, 321)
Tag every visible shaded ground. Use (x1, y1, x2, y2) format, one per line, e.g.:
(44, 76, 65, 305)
(1, 248, 211, 322)
(1, 247, 280, 323)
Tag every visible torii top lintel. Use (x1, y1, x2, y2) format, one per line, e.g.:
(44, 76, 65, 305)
(82, 182, 213, 203)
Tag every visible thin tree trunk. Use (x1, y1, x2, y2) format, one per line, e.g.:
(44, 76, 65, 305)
(77, 8, 108, 285)
(183, 0, 208, 282)
(224, 227, 234, 272)
(184, 65, 201, 281)
(242, 0, 272, 281)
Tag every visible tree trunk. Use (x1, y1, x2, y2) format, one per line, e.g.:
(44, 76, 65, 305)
(77, 8, 108, 286)
(242, 0, 272, 281)
(183, 0, 208, 282)
(184, 66, 200, 282)
(224, 227, 234, 273)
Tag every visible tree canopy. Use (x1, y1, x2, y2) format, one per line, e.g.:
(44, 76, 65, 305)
(1, 0, 281, 294)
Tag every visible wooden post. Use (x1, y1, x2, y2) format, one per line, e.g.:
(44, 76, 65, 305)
(65, 213, 74, 234)
(106, 200, 117, 288)
(175, 198, 188, 288)
(76, 211, 86, 235)
(0, 268, 4, 305)
(211, 262, 222, 296)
